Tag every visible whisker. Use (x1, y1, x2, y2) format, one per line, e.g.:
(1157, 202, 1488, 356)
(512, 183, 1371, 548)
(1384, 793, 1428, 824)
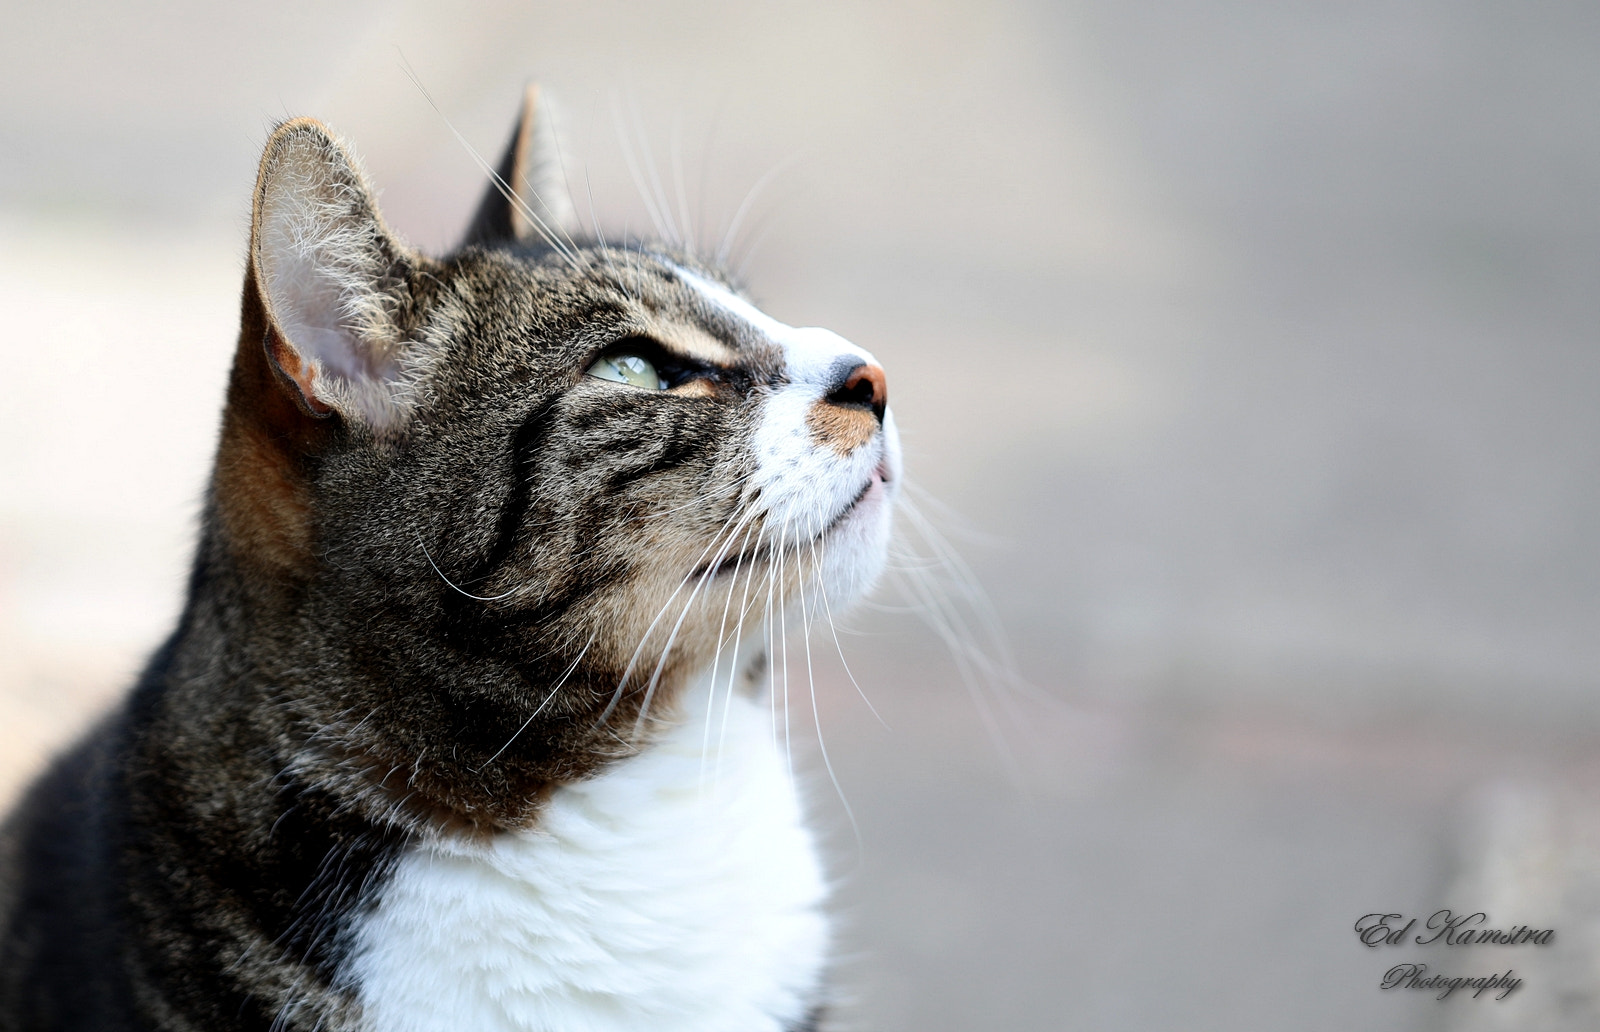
(397, 54, 585, 272)
(611, 91, 674, 246)
(715, 152, 803, 269)
(773, 513, 795, 782)
(716, 516, 768, 781)
(540, 99, 587, 259)
(634, 467, 756, 520)
(760, 515, 783, 749)
(628, 92, 681, 247)
(417, 533, 518, 602)
(630, 500, 766, 738)
(700, 514, 764, 783)
(670, 113, 696, 255)
(477, 632, 595, 770)
(598, 496, 760, 727)
(800, 497, 861, 847)
(886, 487, 1039, 788)
(814, 526, 891, 730)
(582, 170, 638, 306)
(732, 211, 785, 282)
(695, 100, 724, 262)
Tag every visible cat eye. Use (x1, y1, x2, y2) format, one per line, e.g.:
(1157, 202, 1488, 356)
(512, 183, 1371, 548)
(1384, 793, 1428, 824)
(585, 353, 666, 390)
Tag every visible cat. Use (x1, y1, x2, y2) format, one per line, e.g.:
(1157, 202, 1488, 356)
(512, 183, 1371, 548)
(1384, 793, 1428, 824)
(0, 85, 899, 1032)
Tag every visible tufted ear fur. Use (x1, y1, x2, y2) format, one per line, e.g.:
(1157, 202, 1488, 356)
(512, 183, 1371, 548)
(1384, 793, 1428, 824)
(250, 118, 422, 433)
(462, 83, 576, 248)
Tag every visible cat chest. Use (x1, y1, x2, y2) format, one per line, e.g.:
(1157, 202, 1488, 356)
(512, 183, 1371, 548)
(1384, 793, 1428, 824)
(344, 691, 829, 1032)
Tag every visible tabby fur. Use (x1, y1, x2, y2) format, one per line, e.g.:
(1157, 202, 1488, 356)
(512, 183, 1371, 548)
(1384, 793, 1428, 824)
(0, 86, 898, 1032)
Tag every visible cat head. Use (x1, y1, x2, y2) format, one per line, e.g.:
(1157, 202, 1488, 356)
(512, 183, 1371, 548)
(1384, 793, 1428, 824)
(209, 88, 900, 824)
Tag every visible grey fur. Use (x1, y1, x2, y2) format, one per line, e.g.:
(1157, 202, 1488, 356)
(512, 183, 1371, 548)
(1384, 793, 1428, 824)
(0, 109, 837, 1032)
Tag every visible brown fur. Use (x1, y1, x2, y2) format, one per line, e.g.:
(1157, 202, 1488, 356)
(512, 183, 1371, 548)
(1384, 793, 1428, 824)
(806, 397, 880, 455)
(0, 97, 852, 1032)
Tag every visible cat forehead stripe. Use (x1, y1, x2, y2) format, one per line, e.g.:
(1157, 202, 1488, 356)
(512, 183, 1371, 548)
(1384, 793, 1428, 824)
(675, 267, 873, 383)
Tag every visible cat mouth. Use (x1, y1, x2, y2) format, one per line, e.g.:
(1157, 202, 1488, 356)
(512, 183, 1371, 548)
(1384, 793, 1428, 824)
(826, 477, 877, 533)
(814, 459, 894, 539)
(701, 547, 767, 581)
(698, 466, 886, 580)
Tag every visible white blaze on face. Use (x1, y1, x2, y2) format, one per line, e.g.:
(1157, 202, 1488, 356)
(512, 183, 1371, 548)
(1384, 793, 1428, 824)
(676, 269, 901, 608)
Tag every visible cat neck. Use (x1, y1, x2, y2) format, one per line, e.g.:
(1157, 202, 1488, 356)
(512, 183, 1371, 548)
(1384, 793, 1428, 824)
(345, 642, 831, 1032)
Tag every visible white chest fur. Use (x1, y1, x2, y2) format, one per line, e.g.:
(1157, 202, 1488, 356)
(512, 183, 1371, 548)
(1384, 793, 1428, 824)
(346, 671, 829, 1032)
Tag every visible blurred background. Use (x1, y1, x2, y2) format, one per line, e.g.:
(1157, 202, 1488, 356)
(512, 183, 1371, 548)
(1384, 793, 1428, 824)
(4, 1, 1599, 1028)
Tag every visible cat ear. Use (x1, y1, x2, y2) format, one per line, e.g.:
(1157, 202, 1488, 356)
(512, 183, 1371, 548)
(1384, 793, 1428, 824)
(249, 118, 421, 433)
(461, 83, 576, 247)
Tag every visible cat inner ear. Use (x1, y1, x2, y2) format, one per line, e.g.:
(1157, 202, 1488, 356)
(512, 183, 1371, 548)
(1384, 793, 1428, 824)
(462, 83, 577, 248)
(250, 118, 421, 433)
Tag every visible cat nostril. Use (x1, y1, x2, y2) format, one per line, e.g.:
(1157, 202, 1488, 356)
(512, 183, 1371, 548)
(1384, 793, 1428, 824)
(825, 362, 888, 423)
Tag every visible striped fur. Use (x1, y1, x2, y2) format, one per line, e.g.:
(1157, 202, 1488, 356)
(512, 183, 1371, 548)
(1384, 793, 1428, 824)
(0, 97, 897, 1032)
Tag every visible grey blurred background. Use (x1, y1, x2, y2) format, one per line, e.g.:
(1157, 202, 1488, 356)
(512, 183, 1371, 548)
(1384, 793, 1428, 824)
(3, 2, 1599, 1029)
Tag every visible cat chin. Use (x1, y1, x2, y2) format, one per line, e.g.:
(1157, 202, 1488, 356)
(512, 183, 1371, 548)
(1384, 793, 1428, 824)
(811, 474, 895, 610)
(811, 411, 900, 608)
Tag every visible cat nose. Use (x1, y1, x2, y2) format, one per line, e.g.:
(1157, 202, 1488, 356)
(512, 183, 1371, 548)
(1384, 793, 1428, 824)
(823, 360, 888, 424)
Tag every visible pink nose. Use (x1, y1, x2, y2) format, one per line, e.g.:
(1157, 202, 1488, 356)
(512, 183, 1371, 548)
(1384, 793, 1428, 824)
(826, 362, 888, 423)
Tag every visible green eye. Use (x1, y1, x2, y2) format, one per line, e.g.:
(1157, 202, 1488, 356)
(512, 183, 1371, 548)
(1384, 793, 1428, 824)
(586, 353, 665, 390)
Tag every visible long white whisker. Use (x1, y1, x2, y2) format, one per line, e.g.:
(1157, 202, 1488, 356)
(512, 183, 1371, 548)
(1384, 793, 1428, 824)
(477, 633, 595, 770)
(815, 541, 891, 729)
(583, 169, 637, 306)
(699, 515, 764, 789)
(628, 92, 681, 247)
(700, 515, 762, 764)
(714, 152, 803, 268)
(695, 101, 723, 262)
(630, 501, 765, 739)
(542, 104, 587, 260)
(898, 485, 1019, 675)
(716, 515, 768, 781)
(800, 496, 860, 845)
(397, 54, 584, 271)
(886, 489, 1036, 787)
(774, 513, 795, 782)
(670, 113, 696, 255)
(612, 93, 672, 243)
(598, 497, 759, 726)
(760, 513, 783, 749)
(733, 210, 785, 282)
(417, 533, 518, 602)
